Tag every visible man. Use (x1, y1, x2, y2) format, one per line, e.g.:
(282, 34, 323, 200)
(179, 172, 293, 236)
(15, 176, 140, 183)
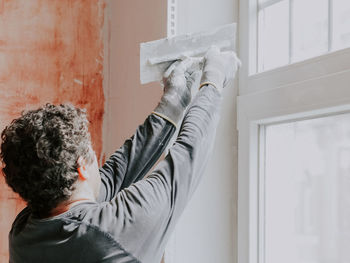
(1, 47, 240, 263)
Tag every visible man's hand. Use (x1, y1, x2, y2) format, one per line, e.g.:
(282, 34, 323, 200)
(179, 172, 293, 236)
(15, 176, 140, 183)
(153, 58, 201, 126)
(200, 46, 241, 92)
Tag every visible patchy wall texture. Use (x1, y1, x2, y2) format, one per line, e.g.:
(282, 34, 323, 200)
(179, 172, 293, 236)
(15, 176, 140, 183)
(0, 1, 105, 261)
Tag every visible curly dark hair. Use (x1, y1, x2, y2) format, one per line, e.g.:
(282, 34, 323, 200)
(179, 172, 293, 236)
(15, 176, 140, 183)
(0, 103, 94, 218)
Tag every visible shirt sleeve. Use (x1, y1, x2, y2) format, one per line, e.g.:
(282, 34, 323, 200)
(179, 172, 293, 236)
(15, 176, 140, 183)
(97, 114, 176, 202)
(105, 85, 222, 263)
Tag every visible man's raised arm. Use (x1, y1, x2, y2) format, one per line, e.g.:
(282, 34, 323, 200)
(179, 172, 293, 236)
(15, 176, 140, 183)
(98, 59, 200, 202)
(102, 48, 240, 263)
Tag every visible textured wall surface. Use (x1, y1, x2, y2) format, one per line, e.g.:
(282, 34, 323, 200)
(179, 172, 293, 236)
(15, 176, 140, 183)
(0, 1, 105, 261)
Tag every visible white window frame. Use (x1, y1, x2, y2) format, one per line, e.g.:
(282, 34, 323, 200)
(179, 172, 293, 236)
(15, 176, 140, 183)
(237, 1, 350, 262)
(257, 0, 335, 72)
(239, 0, 350, 95)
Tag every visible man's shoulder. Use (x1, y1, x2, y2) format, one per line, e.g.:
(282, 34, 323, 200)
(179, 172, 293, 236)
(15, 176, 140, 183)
(9, 202, 136, 263)
(11, 206, 31, 235)
(10, 201, 120, 240)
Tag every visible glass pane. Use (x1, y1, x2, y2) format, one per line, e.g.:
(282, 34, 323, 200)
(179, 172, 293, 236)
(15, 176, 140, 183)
(264, 113, 350, 263)
(292, 0, 328, 62)
(258, 1, 289, 72)
(333, 0, 350, 50)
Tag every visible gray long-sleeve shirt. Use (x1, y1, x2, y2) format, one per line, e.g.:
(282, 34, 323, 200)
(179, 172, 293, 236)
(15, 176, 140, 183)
(9, 85, 222, 263)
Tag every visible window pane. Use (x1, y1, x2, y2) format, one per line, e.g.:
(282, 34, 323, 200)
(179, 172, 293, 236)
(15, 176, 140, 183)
(292, 0, 328, 62)
(258, 1, 289, 72)
(264, 113, 350, 263)
(333, 0, 350, 50)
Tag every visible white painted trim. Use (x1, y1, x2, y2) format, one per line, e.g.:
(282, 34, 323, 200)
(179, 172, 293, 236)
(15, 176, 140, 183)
(238, 1, 350, 261)
(167, 0, 177, 37)
(238, 69, 350, 128)
(239, 0, 350, 95)
(257, 126, 266, 263)
(238, 0, 259, 91)
(288, 0, 293, 64)
(237, 68, 350, 263)
(241, 46, 350, 95)
(328, 0, 334, 52)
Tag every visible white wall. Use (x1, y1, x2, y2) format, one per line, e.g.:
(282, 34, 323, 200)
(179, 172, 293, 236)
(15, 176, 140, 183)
(166, 1, 239, 263)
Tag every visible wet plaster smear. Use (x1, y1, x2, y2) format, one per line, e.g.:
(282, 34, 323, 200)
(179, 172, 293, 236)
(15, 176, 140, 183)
(0, 1, 105, 261)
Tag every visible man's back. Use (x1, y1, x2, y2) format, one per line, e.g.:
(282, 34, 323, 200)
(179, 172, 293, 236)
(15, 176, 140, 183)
(9, 84, 223, 263)
(10, 203, 138, 263)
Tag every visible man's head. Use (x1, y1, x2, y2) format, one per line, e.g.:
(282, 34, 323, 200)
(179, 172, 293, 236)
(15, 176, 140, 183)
(0, 103, 100, 218)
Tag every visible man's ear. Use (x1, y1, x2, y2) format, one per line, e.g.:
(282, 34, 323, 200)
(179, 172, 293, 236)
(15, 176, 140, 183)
(77, 156, 88, 181)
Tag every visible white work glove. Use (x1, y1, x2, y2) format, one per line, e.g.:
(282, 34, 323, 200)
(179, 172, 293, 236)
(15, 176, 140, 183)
(153, 58, 202, 126)
(200, 46, 241, 92)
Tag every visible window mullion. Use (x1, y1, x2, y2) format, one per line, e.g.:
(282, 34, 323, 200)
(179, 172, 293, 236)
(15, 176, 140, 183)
(328, 0, 334, 51)
(289, 0, 293, 63)
(258, 125, 267, 263)
(257, 0, 261, 73)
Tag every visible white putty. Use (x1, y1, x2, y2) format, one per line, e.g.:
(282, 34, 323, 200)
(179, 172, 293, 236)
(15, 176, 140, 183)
(74, 79, 83, 85)
(95, 58, 103, 65)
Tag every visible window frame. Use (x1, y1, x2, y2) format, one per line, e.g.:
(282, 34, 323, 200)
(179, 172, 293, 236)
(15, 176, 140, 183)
(238, 1, 350, 262)
(237, 71, 350, 263)
(257, 0, 334, 72)
(239, 0, 350, 95)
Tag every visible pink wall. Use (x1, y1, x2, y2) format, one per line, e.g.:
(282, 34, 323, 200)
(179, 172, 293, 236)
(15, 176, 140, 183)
(0, 0, 105, 261)
(104, 0, 167, 155)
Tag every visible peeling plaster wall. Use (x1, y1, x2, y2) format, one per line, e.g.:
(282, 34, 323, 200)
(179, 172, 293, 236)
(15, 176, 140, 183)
(0, 1, 105, 261)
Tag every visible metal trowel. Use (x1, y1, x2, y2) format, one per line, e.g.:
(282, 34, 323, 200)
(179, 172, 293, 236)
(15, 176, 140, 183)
(140, 23, 237, 85)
